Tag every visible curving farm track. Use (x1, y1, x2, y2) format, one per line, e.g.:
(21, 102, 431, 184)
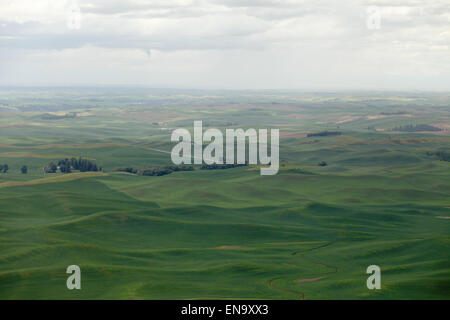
(268, 241, 339, 300)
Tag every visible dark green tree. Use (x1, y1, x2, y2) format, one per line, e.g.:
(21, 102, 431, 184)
(44, 162, 57, 173)
(21, 165, 28, 174)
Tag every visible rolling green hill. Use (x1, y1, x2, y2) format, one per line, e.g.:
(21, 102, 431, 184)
(0, 89, 449, 299)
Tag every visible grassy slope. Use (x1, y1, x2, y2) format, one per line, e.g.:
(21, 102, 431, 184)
(0, 92, 449, 299)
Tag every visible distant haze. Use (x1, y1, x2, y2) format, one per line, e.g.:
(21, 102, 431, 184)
(0, 0, 449, 90)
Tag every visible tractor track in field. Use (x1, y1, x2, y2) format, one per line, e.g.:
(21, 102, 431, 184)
(268, 241, 339, 300)
(268, 278, 305, 300)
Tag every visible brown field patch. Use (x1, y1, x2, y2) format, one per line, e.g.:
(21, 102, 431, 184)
(293, 277, 324, 283)
(335, 116, 361, 124)
(0, 172, 106, 189)
(270, 123, 301, 127)
(126, 110, 183, 122)
(0, 143, 127, 150)
(315, 115, 361, 125)
(367, 115, 386, 120)
(0, 152, 71, 159)
(298, 139, 320, 145)
(432, 121, 450, 131)
(266, 241, 323, 245)
(283, 113, 315, 120)
(383, 131, 450, 136)
(77, 112, 92, 117)
(366, 114, 413, 120)
(0, 123, 28, 128)
(214, 245, 248, 250)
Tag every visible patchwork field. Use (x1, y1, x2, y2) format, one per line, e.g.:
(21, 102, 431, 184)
(0, 89, 449, 299)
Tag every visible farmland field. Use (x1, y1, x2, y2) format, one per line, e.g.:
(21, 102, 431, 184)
(0, 88, 449, 299)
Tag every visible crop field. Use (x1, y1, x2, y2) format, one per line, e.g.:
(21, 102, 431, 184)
(0, 89, 449, 299)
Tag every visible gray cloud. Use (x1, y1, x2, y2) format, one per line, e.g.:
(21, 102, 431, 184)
(0, 0, 449, 90)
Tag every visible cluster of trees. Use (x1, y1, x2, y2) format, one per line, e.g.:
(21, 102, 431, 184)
(45, 157, 101, 174)
(426, 151, 450, 162)
(0, 164, 9, 173)
(117, 167, 139, 174)
(392, 124, 441, 132)
(307, 131, 342, 137)
(117, 165, 194, 177)
(200, 163, 247, 170)
(117, 163, 248, 176)
(44, 163, 58, 173)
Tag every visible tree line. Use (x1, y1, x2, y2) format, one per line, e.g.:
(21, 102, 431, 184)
(307, 131, 342, 137)
(117, 163, 248, 177)
(427, 151, 450, 162)
(44, 157, 102, 174)
(116, 165, 194, 176)
(392, 124, 441, 132)
(200, 163, 247, 170)
(1, 159, 252, 177)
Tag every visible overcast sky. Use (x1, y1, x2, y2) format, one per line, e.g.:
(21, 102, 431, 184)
(0, 0, 449, 90)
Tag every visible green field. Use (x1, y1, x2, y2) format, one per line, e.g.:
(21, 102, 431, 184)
(0, 89, 449, 299)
